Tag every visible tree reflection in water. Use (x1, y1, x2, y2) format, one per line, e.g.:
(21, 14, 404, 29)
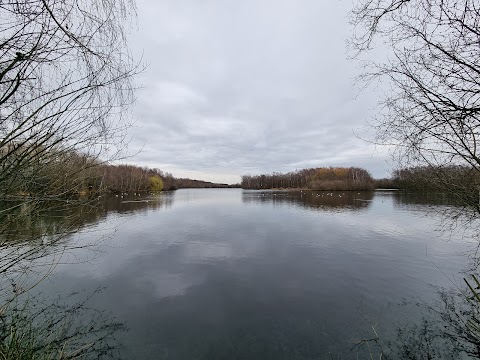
(0, 193, 174, 300)
(242, 190, 374, 212)
(0, 288, 125, 359)
(3, 190, 480, 359)
(352, 282, 480, 359)
(0, 193, 174, 359)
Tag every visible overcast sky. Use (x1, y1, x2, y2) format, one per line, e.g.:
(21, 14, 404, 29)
(125, 0, 391, 184)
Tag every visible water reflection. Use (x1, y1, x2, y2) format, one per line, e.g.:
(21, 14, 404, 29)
(242, 190, 374, 211)
(0, 193, 176, 360)
(354, 284, 480, 359)
(0, 192, 174, 306)
(26, 189, 480, 359)
(103, 192, 174, 215)
(1, 289, 125, 359)
(0, 192, 174, 245)
(75, 246, 364, 359)
(387, 191, 466, 208)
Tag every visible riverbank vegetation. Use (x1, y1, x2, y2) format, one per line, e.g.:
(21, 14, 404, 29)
(387, 166, 478, 192)
(351, 0, 480, 219)
(241, 167, 374, 190)
(374, 165, 479, 212)
(1, 147, 239, 198)
(351, 0, 480, 353)
(0, 290, 125, 360)
(99, 163, 239, 192)
(0, 0, 141, 357)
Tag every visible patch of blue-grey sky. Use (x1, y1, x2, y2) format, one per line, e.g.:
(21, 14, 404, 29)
(126, 0, 391, 184)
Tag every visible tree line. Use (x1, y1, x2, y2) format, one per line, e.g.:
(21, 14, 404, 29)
(85, 163, 239, 193)
(351, 0, 480, 229)
(241, 167, 374, 191)
(376, 165, 480, 210)
(0, 147, 239, 196)
(0, 0, 143, 357)
(100, 170, 239, 192)
(376, 165, 478, 190)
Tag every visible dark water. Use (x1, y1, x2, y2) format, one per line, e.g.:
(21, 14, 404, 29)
(35, 189, 479, 359)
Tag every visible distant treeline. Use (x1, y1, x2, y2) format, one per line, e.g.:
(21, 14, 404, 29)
(169, 178, 240, 190)
(241, 167, 374, 191)
(1, 148, 236, 197)
(95, 164, 237, 192)
(375, 165, 480, 194)
(87, 163, 239, 193)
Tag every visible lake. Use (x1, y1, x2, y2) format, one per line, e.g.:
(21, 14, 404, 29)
(34, 189, 479, 359)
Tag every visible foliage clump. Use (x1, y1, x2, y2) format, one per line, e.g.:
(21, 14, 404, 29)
(149, 176, 164, 192)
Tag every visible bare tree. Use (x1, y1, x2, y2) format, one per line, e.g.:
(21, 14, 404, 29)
(0, 0, 139, 296)
(350, 0, 480, 218)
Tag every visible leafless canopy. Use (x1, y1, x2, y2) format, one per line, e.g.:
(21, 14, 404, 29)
(0, 0, 139, 198)
(0, 0, 139, 292)
(350, 0, 480, 215)
(351, 0, 480, 168)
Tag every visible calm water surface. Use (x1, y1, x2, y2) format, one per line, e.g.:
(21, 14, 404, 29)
(39, 189, 478, 359)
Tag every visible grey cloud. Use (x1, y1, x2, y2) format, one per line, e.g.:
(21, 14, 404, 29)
(124, 0, 389, 183)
